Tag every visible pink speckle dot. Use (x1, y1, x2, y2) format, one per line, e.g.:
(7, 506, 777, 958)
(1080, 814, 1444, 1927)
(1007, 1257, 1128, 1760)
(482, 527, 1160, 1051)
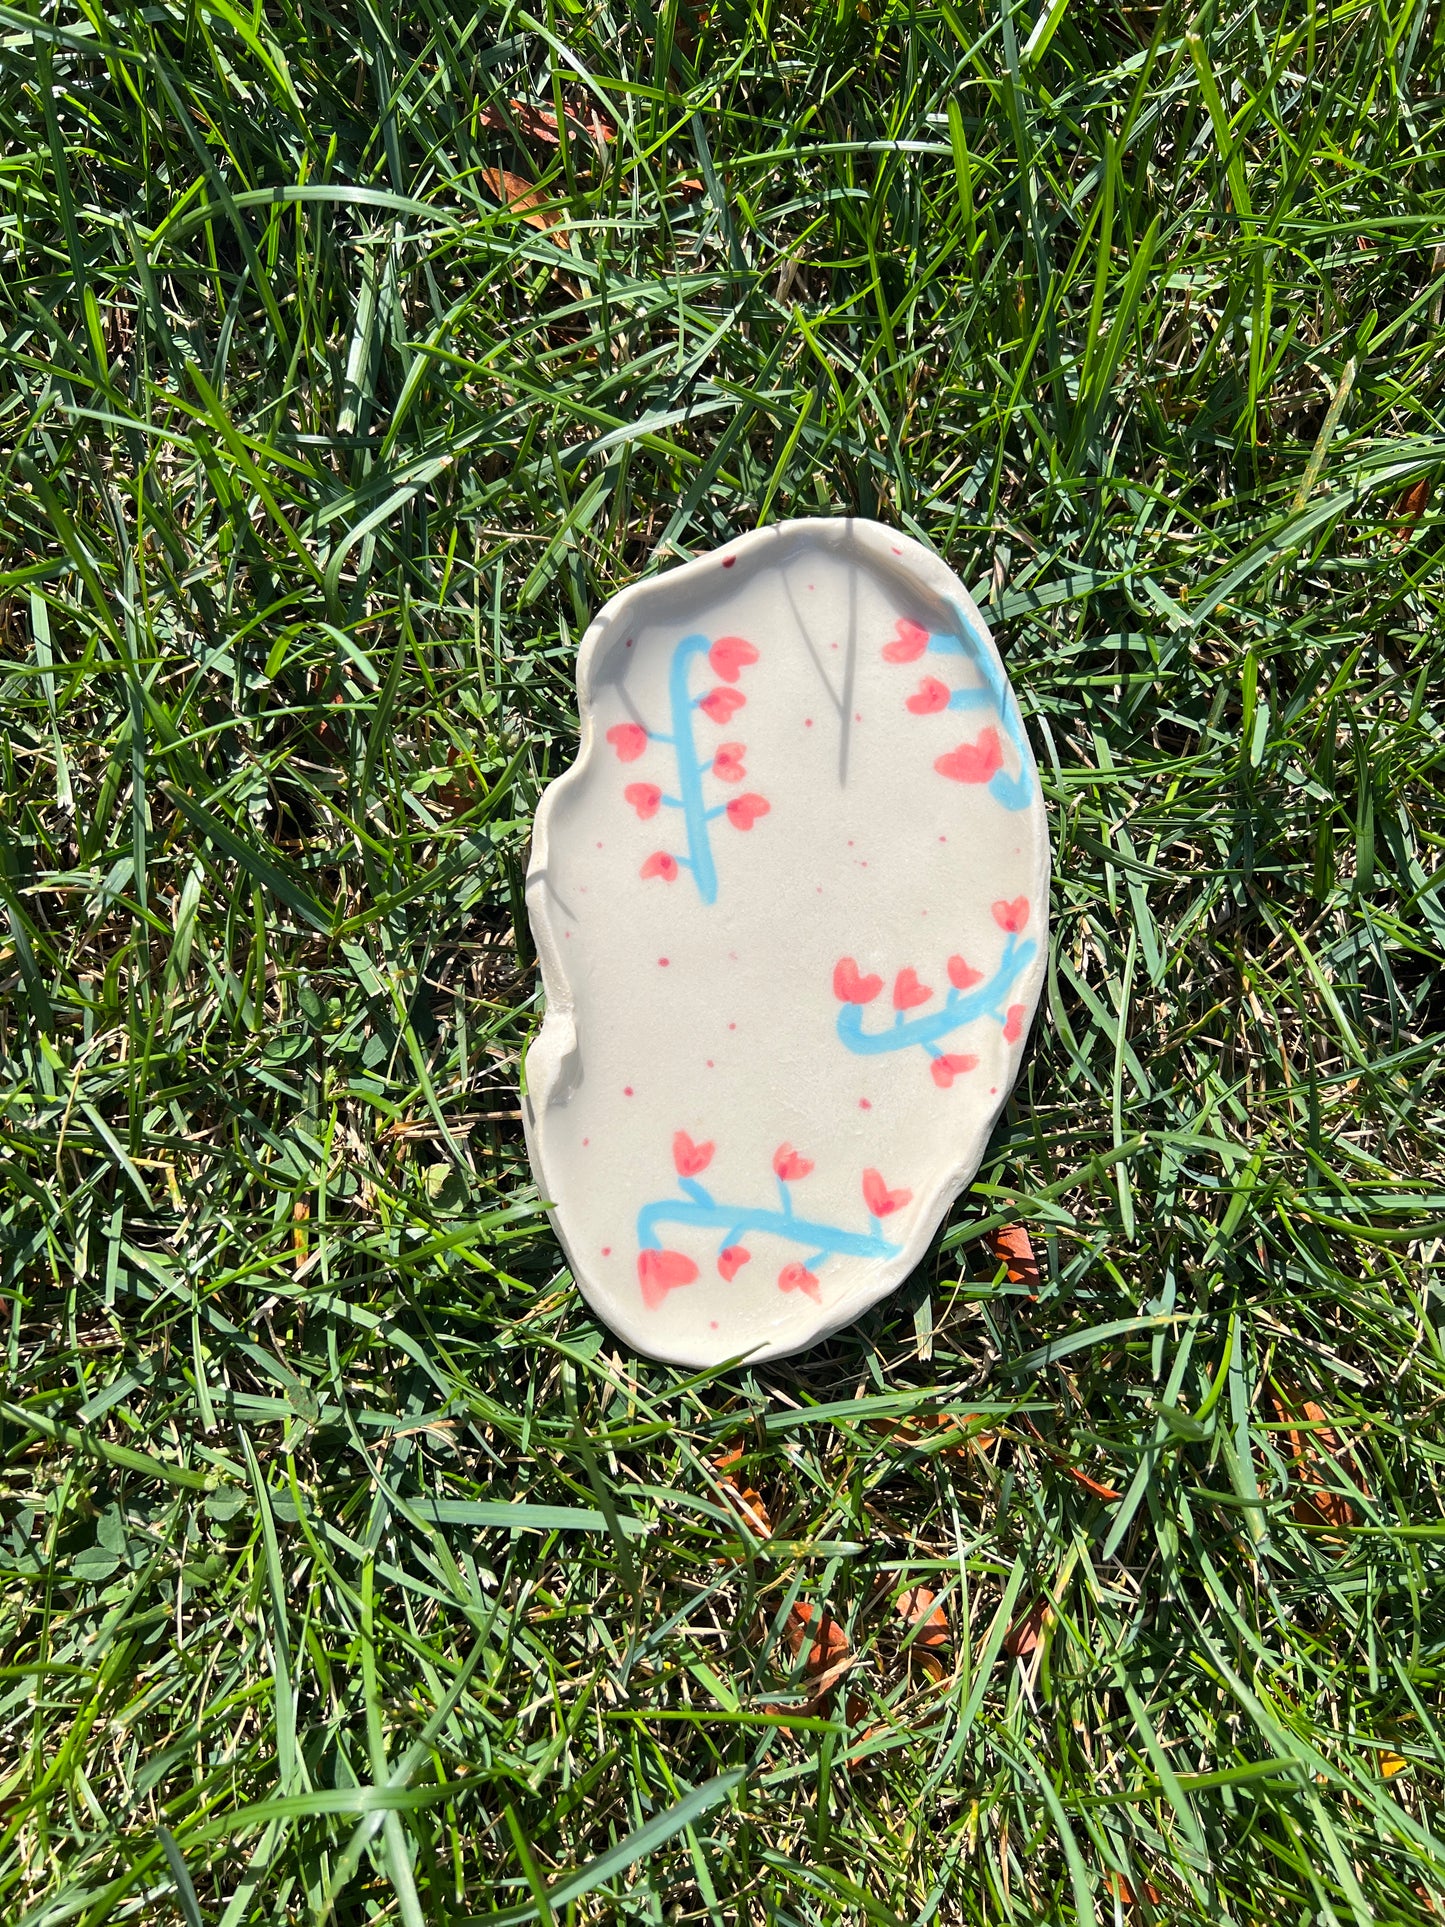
(658, 956, 670, 967)
(728, 951, 738, 962)
(623, 1086, 633, 1097)
(728, 1022, 737, 1031)
(565, 929, 572, 937)
(597, 841, 604, 849)
(710, 1320, 719, 1329)
(989, 1087, 997, 1095)
(706, 1059, 714, 1068)
(855, 711, 862, 722)
(939, 835, 947, 843)
(808, 583, 815, 591)
(859, 1098, 872, 1110)
(804, 717, 813, 727)
(583, 1137, 590, 1146)
(722, 556, 735, 568)
(602, 1245, 611, 1256)
(625, 637, 634, 648)
(891, 545, 902, 554)
(816, 885, 823, 894)
(847, 839, 854, 847)
(860, 860, 868, 868)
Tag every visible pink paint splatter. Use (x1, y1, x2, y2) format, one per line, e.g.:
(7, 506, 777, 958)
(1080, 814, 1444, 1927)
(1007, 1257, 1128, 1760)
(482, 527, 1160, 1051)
(623, 1085, 634, 1096)
(658, 956, 670, 967)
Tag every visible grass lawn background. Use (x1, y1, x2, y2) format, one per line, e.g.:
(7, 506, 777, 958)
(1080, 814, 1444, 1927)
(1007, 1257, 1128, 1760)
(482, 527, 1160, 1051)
(3, 0, 1445, 1919)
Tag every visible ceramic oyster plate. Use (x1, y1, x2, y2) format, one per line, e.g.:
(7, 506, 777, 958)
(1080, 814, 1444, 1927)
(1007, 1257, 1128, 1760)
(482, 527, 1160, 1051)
(522, 517, 1049, 1366)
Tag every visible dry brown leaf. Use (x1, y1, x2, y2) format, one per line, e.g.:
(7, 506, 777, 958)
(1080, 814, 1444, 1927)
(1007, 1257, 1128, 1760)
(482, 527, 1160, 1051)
(1061, 1463, 1120, 1501)
(776, 1601, 854, 1709)
(1018, 1414, 1120, 1501)
(1270, 1391, 1366, 1534)
(480, 169, 568, 245)
(784, 1599, 850, 1673)
(1003, 1604, 1046, 1658)
(989, 1223, 1041, 1294)
(1398, 478, 1430, 520)
(868, 1411, 995, 1454)
(479, 99, 615, 147)
(1104, 1871, 1164, 1908)
(897, 1585, 951, 1680)
(711, 1447, 772, 1539)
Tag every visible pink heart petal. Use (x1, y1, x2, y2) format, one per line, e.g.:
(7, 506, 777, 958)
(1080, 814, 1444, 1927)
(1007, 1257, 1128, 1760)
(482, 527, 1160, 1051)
(1002, 1003, 1026, 1044)
(725, 793, 769, 831)
(893, 966, 933, 1011)
(862, 1168, 911, 1218)
(606, 722, 648, 762)
(947, 954, 983, 990)
(673, 1131, 714, 1177)
(992, 897, 1029, 934)
(712, 742, 746, 783)
(778, 1262, 820, 1301)
(834, 956, 883, 1004)
(638, 1247, 698, 1310)
(930, 1053, 979, 1089)
(708, 635, 759, 682)
(934, 727, 1003, 786)
(906, 676, 950, 715)
(718, 1245, 750, 1282)
(640, 851, 678, 881)
(624, 782, 661, 820)
(773, 1143, 815, 1183)
(883, 618, 929, 663)
(698, 686, 746, 724)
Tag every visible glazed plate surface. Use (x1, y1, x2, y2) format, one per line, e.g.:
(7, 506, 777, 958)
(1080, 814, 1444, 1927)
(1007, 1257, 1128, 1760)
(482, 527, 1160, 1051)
(523, 518, 1050, 1366)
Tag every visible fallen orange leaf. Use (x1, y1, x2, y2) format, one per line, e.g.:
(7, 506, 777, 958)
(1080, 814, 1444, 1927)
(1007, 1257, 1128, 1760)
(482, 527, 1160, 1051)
(711, 1447, 772, 1539)
(1004, 1604, 1046, 1658)
(480, 168, 568, 245)
(897, 1586, 951, 1680)
(779, 1600, 853, 1707)
(1104, 1871, 1163, 1907)
(1398, 478, 1430, 520)
(1269, 1391, 1367, 1534)
(1018, 1414, 1120, 1500)
(988, 1223, 1040, 1294)
(868, 1411, 995, 1454)
(479, 99, 615, 147)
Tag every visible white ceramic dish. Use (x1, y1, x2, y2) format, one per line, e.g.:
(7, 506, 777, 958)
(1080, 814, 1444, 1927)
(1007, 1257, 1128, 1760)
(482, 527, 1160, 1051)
(523, 517, 1050, 1366)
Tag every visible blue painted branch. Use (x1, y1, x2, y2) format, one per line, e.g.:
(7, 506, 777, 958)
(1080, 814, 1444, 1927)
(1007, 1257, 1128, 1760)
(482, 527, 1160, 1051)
(668, 632, 719, 903)
(637, 1196, 899, 1262)
(836, 934, 1035, 1056)
(944, 598, 1033, 812)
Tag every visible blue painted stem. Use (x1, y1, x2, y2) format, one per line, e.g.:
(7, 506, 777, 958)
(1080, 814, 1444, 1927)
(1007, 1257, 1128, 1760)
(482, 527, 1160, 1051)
(637, 1192, 899, 1262)
(837, 934, 1035, 1056)
(921, 601, 1034, 812)
(668, 632, 719, 903)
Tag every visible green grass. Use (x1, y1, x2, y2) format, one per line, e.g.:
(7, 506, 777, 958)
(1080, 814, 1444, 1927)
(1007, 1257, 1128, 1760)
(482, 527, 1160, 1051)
(2, 0, 1445, 1919)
